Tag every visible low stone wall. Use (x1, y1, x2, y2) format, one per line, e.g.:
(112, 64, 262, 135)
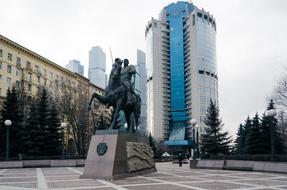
(224, 160, 254, 171)
(195, 160, 224, 169)
(253, 161, 287, 173)
(0, 161, 23, 169)
(50, 160, 77, 167)
(191, 160, 287, 174)
(0, 159, 85, 169)
(23, 160, 50, 168)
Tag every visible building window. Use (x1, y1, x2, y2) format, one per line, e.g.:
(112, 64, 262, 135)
(0, 75, 2, 81)
(26, 61, 31, 68)
(37, 86, 40, 95)
(0, 49, 2, 58)
(16, 80, 20, 89)
(44, 69, 47, 76)
(16, 57, 21, 64)
(44, 79, 47, 86)
(7, 65, 12, 73)
(8, 53, 12, 61)
(27, 73, 32, 82)
(199, 70, 204, 74)
(50, 72, 53, 79)
(0, 61, 2, 69)
(7, 77, 12, 88)
(16, 68, 20, 76)
(37, 76, 40, 84)
(28, 84, 32, 92)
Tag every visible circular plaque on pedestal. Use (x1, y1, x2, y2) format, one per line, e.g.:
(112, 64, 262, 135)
(97, 143, 108, 156)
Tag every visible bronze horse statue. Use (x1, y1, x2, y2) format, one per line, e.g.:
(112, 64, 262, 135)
(88, 58, 141, 133)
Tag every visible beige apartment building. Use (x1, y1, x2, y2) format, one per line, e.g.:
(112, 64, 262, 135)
(0, 34, 104, 100)
(0, 34, 108, 154)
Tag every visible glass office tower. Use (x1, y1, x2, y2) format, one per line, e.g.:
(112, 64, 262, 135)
(66, 59, 84, 76)
(88, 46, 107, 89)
(146, 1, 218, 145)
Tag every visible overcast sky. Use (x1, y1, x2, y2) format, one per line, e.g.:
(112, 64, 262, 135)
(1, 0, 287, 137)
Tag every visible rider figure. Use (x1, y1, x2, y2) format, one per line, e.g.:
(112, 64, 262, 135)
(121, 59, 136, 106)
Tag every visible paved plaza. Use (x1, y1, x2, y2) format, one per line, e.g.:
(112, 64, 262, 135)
(0, 162, 286, 190)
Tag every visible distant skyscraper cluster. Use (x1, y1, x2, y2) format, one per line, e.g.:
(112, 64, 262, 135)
(65, 59, 84, 76)
(88, 46, 107, 89)
(65, 46, 107, 90)
(145, 1, 218, 143)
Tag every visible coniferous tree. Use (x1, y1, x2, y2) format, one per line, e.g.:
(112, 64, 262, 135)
(234, 124, 245, 154)
(201, 100, 232, 158)
(25, 103, 41, 156)
(241, 116, 252, 154)
(45, 104, 62, 156)
(245, 113, 263, 154)
(0, 88, 24, 158)
(148, 133, 157, 157)
(37, 88, 50, 156)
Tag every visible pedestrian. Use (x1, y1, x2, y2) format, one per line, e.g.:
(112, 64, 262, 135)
(187, 153, 190, 160)
(178, 153, 183, 167)
(18, 153, 23, 161)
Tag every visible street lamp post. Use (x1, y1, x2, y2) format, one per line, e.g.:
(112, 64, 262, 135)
(266, 109, 276, 161)
(60, 122, 67, 159)
(190, 119, 197, 160)
(4, 120, 12, 161)
(195, 124, 200, 159)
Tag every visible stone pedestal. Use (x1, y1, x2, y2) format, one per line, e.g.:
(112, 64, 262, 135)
(81, 130, 156, 180)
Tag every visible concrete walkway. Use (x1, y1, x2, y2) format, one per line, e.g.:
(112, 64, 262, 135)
(0, 162, 286, 189)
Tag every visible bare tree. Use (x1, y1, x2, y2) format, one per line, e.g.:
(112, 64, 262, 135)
(273, 76, 287, 109)
(49, 78, 90, 155)
(272, 74, 287, 152)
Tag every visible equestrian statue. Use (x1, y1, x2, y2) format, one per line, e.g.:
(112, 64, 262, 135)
(88, 58, 141, 133)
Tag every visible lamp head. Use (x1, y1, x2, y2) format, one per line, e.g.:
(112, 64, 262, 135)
(61, 122, 67, 128)
(4, 120, 12, 127)
(190, 119, 197, 125)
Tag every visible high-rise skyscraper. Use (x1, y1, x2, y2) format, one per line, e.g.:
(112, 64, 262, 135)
(146, 2, 218, 145)
(134, 49, 147, 134)
(66, 59, 84, 76)
(88, 46, 106, 89)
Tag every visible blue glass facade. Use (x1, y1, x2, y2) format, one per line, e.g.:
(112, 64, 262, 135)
(165, 2, 193, 137)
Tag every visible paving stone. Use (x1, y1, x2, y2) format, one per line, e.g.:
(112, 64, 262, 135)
(47, 180, 104, 188)
(237, 179, 287, 186)
(45, 175, 79, 181)
(151, 176, 193, 182)
(142, 173, 172, 177)
(75, 188, 115, 190)
(0, 177, 37, 182)
(0, 163, 286, 189)
(0, 182, 37, 188)
(229, 173, 277, 178)
(185, 181, 252, 190)
(201, 175, 242, 181)
(125, 184, 193, 190)
(113, 177, 157, 185)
